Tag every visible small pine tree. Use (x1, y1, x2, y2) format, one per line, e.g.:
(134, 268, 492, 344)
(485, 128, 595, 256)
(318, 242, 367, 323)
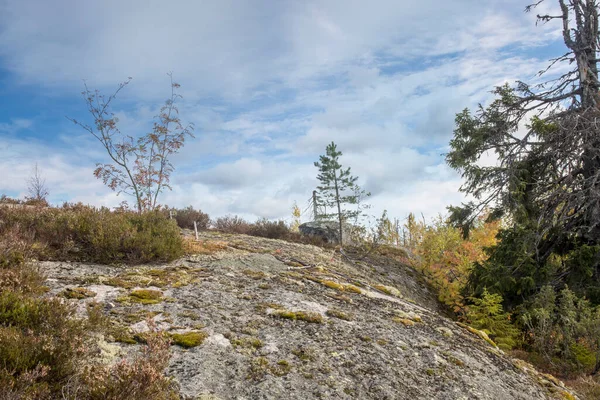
(467, 289, 520, 350)
(314, 142, 365, 245)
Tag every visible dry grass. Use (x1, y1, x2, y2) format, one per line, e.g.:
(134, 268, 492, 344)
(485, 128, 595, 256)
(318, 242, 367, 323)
(183, 238, 229, 255)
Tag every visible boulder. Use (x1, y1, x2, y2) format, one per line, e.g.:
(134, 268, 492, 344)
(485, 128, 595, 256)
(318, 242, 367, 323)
(298, 220, 353, 244)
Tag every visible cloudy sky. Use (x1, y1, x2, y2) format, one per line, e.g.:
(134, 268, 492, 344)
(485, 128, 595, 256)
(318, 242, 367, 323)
(0, 0, 563, 224)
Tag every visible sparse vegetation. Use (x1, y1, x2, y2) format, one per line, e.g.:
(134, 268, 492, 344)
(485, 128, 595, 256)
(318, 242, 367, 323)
(171, 206, 210, 230)
(0, 204, 183, 264)
(0, 228, 176, 399)
(62, 286, 97, 299)
(326, 309, 353, 321)
(271, 309, 324, 323)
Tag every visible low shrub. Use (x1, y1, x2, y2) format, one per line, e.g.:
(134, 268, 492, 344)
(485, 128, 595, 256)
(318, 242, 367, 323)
(0, 223, 178, 400)
(249, 218, 290, 239)
(171, 206, 210, 230)
(76, 330, 178, 400)
(213, 214, 331, 247)
(0, 291, 88, 395)
(213, 215, 253, 235)
(0, 205, 183, 264)
(522, 285, 600, 375)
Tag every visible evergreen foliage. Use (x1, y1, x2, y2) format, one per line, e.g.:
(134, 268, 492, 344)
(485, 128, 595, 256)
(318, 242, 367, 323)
(314, 142, 368, 244)
(446, 1, 600, 308)
(466, 289, 520, 351)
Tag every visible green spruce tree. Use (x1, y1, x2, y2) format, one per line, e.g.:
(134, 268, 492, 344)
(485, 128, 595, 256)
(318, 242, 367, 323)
(314, 142, 365, 245)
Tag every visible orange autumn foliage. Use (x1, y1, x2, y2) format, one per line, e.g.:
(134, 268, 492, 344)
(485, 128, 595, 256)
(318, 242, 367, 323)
(411, 214, 499, 317)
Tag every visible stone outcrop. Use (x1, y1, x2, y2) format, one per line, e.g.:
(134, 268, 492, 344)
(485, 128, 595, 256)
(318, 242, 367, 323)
(299, 220, 353, 244)
(41, 231, 579, 400)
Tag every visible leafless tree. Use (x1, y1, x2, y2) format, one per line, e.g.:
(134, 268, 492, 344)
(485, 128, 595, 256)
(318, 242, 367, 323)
(68, 74, 194, 213)
(26, 162, 49, 203)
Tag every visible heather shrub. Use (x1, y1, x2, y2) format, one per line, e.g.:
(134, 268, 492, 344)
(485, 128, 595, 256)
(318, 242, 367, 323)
(250, 218, 290, 239)
(213, 214, 331, 246)
(172, 206, 210, 230)
(75, 329, 178, 400)
(0, 291, 87, 394)
(0, 225, 177, 400)
(0, 205, 183, 264)
(213, 215, 253, 235)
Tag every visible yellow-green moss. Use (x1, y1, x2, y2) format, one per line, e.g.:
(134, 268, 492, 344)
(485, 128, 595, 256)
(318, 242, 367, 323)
(61, 287, 97, 300)
(117, 309, 160, 324)
(115, 335, 137, 345)
(243, 269, 267, 280)
(394, 310, 422, 323)
(258, 283, 271, 290)
(271, 359, 292, 376)
(126, 289, 164, 305)
(170, 331, 208, 348)
(285, 261, 304, 268)
(376, 339, 388, 346)
(292, 347, 316, 361)
(326, 309, 353, 321)
(177, 310, 201, 320)
(345, 284, 362, 294)
(321, 280, 345, 291)
(247, 357, 270, 381)
(247, 357, 292, 380)
(106, 277, 137, 289)
(392, 317, 415, 327)
(457, 322, 498, 348)
(374, 284, 401, 297)
(272, 309, 323, 323)
(231, 336, 264, 349)
(560, 391, 576, 400)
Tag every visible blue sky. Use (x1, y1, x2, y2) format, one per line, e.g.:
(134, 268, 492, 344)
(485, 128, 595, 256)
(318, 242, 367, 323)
(0, 0, 565, 223)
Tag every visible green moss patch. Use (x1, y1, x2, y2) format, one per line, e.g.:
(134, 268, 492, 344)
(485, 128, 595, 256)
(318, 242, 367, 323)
(326, 309, 353, 321)
(61, 287, 97, 300)
(117, 289, 164, 305)
(271, 309, 323, 323)
(457, 322, 498, 348)
(243, 269, 267, 280)
(170, 331, 208, 348)
(247, 357, 292, 381)
(345, 284, 362, 294)
(321, 280, 345, 291)
(177, 310, 201, 320)
(374, 284, 401, 297)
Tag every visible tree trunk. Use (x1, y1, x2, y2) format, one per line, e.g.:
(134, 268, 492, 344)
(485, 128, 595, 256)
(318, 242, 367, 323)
(568, 0, 600, 240)
(333, 173, 343, 245)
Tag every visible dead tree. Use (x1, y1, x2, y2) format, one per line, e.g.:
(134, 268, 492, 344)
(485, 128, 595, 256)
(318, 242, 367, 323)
(26, 163, 49, 203)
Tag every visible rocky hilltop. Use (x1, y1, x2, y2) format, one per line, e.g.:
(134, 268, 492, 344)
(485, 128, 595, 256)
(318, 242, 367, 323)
(42, 231, 577, 399)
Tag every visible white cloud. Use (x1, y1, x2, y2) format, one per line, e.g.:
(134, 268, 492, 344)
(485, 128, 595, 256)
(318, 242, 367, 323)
(0, 0, 567, 222)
